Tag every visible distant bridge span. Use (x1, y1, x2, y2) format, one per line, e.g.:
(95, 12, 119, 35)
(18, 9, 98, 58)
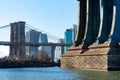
(0, 41, 72, 46)
(0, 21, 73, 57)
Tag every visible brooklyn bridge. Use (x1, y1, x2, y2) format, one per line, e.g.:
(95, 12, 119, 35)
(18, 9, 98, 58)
(0, 21, 72, 58)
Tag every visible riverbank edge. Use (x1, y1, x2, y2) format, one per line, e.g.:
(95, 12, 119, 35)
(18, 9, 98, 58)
(0, 60, 60, 68)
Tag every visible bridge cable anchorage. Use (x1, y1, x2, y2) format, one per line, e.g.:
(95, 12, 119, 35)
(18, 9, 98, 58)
(0, 25, 10, 28)
(25, 24, 62, 40)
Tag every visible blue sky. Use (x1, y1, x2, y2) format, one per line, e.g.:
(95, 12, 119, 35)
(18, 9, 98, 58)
(0, 0, 78, 57)
(0, 0, 78, 38)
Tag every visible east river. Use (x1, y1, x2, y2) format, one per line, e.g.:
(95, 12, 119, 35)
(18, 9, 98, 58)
(0, 67, 120, 80)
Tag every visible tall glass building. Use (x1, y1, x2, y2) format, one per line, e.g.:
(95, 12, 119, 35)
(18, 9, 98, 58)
(39, 33, 57, 60)
(72, 24, 77, 43)
(54, 39, 64, 62)
(39, 33, 48, 50)
(64, 29, 73, 52)
(26, 30, 40, 55)
(51, 46, 56, 60)
(39, 33, 51, 57)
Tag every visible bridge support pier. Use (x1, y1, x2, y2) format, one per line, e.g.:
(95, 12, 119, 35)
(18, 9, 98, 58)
(61, 0, 120, 71)
(10, 21, 25, 59)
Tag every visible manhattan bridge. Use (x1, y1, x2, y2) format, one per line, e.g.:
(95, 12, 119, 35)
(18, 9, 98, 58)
(0, 21, 72, 58)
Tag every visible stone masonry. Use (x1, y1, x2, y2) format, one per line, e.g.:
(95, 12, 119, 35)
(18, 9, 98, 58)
(61, 43, 120, 70)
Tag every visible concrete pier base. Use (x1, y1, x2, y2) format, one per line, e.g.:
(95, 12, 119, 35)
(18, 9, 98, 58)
(61, 43, 120, 71)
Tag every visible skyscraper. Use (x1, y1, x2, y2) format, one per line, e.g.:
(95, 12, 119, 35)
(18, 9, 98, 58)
(39, 33, 48, 50)
(72, 24, 77, 43)
(54, 39, 64, 62)
(39, 33, 51, 57)
(26, 30, 40, 55)
(64, 29, 73, 52)
(50, 45, 56, 60)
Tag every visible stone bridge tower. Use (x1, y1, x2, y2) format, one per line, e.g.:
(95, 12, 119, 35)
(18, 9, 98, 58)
(61, 0, 120, 70)
(10, 21, 25, 59)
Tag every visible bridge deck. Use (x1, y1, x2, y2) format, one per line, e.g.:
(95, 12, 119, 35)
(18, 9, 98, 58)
(0, 41, 72, 46)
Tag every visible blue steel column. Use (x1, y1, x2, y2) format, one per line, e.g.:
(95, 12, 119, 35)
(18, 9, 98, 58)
(75, 0, 87, 46)
(83, 0, 100, 48)
(98, 0, 113, 43)
(111, 0, 120, 43)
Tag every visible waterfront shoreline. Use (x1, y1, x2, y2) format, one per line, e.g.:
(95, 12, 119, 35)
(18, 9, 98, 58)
(0, 60, 60, 68)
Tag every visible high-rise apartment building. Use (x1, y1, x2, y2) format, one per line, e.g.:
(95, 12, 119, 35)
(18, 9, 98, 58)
(54, 39, 64, 62)
(39, 33, 48, 50)
(39, 33, 51, 57)
(50, 45, 56, 60)
(72, 24, 77, 43)
(64, 29, 73, 52)
(26, 30, 40, 55)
